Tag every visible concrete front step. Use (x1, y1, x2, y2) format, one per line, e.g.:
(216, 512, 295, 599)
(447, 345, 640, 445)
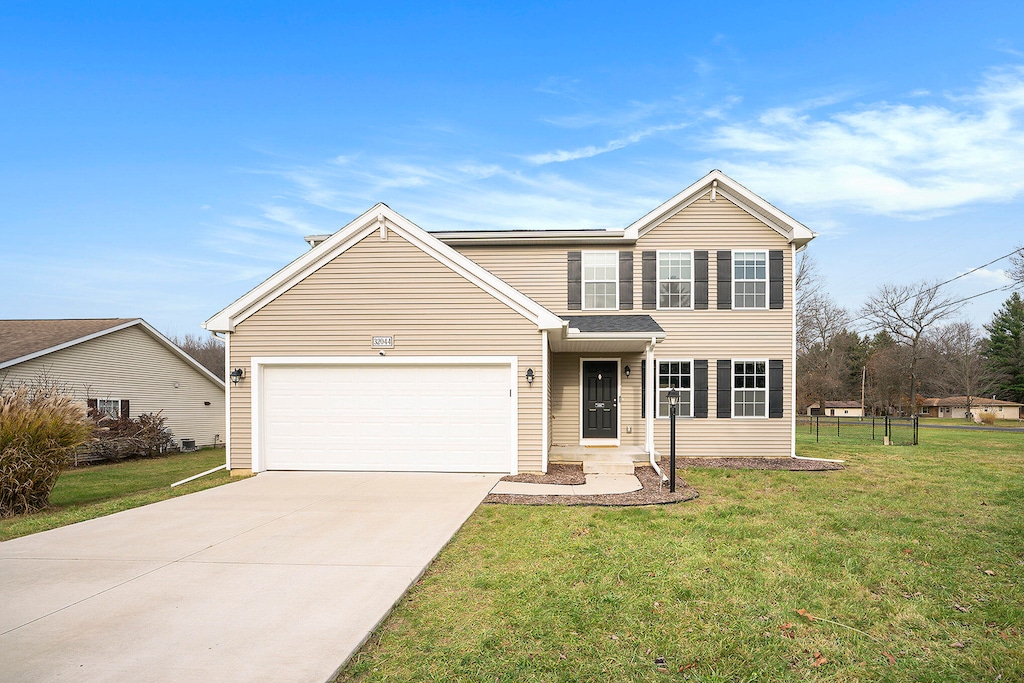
(583, 460, 636, 475)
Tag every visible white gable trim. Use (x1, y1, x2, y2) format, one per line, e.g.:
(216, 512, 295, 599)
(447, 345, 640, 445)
(624, 170, 817, 245)
(204, 204, 566, 333)
(0, 319, 225, 388)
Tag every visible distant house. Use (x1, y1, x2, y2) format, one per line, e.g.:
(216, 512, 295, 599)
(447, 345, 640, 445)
(921, 396, 1022, 421)
(806, 401, 864, 417)
(0, 318, 225, 447)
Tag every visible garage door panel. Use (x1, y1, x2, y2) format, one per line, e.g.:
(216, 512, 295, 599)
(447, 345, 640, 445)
(261, 363, 512, 472)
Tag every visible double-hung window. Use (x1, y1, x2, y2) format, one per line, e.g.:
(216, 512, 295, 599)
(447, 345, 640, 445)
(733, 251, 767, 308)
(582, 251, 618, 310)
(97, 399, 120, 418)
(657, 251, 693, 309)
(657, 360, 692, 418)
(733, 361, 766, 417)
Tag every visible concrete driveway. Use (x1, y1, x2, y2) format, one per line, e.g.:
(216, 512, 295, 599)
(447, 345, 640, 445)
(0, 471, 501, 683)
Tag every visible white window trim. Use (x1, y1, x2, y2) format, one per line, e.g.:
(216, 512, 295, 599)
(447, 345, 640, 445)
(581, 251, 618, 311)
(732, 358, 769, 419)
(96, 398, 122, 418)
(656, 250, 694, 311)
(655, 358, 694, 419)
(732, 249, 768, 310)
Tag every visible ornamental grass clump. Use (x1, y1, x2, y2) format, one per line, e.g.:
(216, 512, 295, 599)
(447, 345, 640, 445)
(0, 383, 93, 517)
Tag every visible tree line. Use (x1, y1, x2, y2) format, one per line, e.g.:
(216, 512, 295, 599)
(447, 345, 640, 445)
(797, 248, 1024, 417)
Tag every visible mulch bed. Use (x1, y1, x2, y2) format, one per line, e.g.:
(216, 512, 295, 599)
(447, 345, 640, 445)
(484, 465, 699, 507)
(484, 457, 843, 507)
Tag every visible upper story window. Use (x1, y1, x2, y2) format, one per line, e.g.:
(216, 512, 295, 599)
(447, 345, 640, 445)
(657, 360, 692, 418)
(583, 251, 618, 310)
(657, 251, 693, 309)
(733, 360, 766, 417)
(733, 251, 767, 309)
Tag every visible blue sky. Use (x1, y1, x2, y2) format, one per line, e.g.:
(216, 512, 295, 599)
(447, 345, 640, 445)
(2, 1, 1023, 337)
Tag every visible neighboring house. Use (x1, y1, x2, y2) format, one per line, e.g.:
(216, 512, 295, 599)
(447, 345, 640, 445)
(205, 170, 816, 474)
(0, 318, 225, 446)
(807, 401, 865, 417)
(921, 396, 1022, 421)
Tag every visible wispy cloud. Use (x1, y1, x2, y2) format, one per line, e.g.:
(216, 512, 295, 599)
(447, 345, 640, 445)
(524, 122, 692, 165)
(704, 66, 1024, 216)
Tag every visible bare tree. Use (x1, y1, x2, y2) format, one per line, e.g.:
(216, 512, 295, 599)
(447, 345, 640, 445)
(1010, 245, 1024, 287)
(932, 322, 997, 418)
(171, 333, 225, 380)
(860, 281, 963, 416)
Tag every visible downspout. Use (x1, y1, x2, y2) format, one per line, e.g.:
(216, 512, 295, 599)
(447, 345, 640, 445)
(646, 336, 666, 480)
(790, 242, 797, 459)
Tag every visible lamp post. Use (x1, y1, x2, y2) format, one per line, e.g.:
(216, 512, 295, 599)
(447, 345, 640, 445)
(667, 387, 679, 493)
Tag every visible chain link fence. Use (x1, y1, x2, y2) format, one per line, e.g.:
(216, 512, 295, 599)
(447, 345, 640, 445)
(797, 415, 919, 446)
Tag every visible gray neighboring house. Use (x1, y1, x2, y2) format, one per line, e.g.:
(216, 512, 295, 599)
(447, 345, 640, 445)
(0, 318, 225, 447)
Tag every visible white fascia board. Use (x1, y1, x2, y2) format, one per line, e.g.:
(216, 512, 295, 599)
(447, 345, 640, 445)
(435, 229, 629, 246)
(0, 319, 142, 371)
(204, 203, 388, 332)
(205, 203, 565, 333)
(565, 331, 667, 342)
(625, 170, 817, 246)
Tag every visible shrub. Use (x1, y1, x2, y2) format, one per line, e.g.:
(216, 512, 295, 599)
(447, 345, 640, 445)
(79, 411, 173, 462)
(1, 383, 93, 517)
(978, 412, 996, 425)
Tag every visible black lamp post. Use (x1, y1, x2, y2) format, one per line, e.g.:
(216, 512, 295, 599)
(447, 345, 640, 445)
(667, 387, 679, 492)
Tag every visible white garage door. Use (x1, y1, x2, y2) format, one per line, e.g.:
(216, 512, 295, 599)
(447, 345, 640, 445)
(260, 362, 513, 472)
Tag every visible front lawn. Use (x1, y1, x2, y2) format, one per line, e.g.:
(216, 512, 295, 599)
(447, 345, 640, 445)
(339, 429, 1023, 682)
(0, 448, 236, 541)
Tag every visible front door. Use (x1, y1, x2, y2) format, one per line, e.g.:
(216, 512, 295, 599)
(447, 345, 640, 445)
(582, 360, 618, 439)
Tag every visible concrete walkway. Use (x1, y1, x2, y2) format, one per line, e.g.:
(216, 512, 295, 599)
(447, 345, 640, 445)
(0, 471, 500, 683)
(490, 473, 642, 496)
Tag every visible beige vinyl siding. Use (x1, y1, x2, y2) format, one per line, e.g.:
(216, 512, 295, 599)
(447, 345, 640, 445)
(456, 192, 796, 458)
(454, 243, 577, 312)
(550, 352, 644, 447)
(228, 229, 544, 473)
(641, 193, 793, 457)
(1, 325, 225, 446)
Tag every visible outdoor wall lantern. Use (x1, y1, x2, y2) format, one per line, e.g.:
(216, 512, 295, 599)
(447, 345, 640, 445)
(525, 368, 535, 385)
(667, 387, 679, 493)
(624, 365, 631, 378)
(230, 368, 245, 385)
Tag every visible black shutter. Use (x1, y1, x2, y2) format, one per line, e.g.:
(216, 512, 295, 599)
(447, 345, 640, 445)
(717, 251, 732, 309)
(694, 360, 708, 418)
(120, 399, 130, 419)
(640, 359, 646, 418)
(567, 251, 581, 310)
(717, 360, 732, 418)
(87, 398, 97, 416)
(642, 251, 657, 309)
(619, 251, 633, 310)
(694, 251, 708, 309)
(769, 250, 784, 309)
(769, 360, 784, 418)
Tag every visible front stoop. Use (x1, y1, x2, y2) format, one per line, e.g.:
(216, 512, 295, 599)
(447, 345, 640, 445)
(549, 445, 645, 475)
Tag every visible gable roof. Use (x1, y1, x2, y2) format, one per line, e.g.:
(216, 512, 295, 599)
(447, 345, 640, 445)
(922, 396, 1023, 408)
(432, 170, 816, 247)
(623, 170, 817, 245)
(0, 318, 225, 388)
(809, 400, 863, 409)
(204, 204, 567, 333)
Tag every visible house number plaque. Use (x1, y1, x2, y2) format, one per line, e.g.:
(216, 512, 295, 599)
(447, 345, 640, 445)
(371, 336, 394, 349)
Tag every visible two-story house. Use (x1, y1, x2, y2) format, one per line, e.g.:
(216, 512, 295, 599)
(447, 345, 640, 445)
(205, 170, 815, 475)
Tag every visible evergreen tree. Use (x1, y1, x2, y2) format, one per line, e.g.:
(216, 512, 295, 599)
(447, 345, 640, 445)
(984, 292, 1024, 403)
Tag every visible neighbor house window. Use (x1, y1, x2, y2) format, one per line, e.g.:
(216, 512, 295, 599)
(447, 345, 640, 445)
(583, 251, 618, 310)
(658, 251, 693, 309)
(733, 251, 767, 308)
(733, 361, 766, 417)
(97, 399, 120, 418)
(657, 360, 692, 418)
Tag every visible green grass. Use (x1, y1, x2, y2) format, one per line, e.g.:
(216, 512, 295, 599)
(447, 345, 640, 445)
(339, 430, 1024, 682)
(0, 448, 238, 541)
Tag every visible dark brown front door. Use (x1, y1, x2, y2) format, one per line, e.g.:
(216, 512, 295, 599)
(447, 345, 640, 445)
(582, 361, 618, 439)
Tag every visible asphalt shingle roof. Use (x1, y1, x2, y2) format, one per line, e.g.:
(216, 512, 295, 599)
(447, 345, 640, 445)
(561, 315, 665, 334)
(0, 319, 138, 365)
